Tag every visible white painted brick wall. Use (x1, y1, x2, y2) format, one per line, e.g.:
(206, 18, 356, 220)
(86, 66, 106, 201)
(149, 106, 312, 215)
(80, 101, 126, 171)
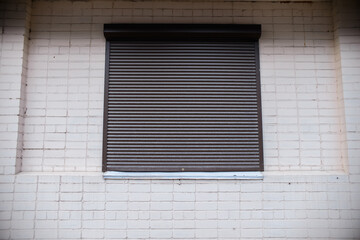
(0, 0, 31, 175)
(21, 0, 346, 173)
(0, 0, 360, 239)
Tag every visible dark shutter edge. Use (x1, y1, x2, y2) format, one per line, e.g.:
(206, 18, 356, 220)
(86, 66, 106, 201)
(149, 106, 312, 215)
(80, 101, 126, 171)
(102, 41, 110, 172)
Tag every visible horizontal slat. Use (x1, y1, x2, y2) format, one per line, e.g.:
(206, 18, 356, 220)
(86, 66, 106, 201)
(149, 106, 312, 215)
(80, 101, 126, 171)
(108, 94, 257, 98)
(109, 76, 256, 79)
(107, 121, 257, 125)
(109, 71, 256, 75)
(108, 143, 258, 148)
(108, 96, 256, 100)
(107, 161, 260, 165)
(107, 106, 258, 110)
(107, 149, 259, 153)
(107, 130, 258, 134)
(110, 52, 255, 56)
(107, 132, 258, 135)
(108, 97, 256, 101)
(109, 60, 256, 63)
(106, 163, 259, 166)
(110, 42, 255, 47)
(107, 150, 259, 153)
(110, 43, 255, 47)
(107, 125, 258, 129)
(109, 82, 256, 86)
(109, 47, 255, 51)
(108, 80, 256, 84)
(108, 63, 255, 67)
(107, 138, 258, 142)
(109, 47, 254, 50)
(108, 100, 256, 103)
(108, 120, 258, 123)
(109, 69, 255, 73)
(107, 138, 259, 142)
(107, 152, 259, 156)
(109, 58, 255, 61)
(108, 117, 257, 121)
(107, 163, 259, 167)
(107, 155, 259, 159)
(108, 90, 256, 93)
(108, 87, 256, 91)
(107, 167, 259, 172)
(107, 106, 257, 109)
(107, 135, 258, 140)
(106, 166, 260, 172)
(107, 116, 258, 120)
(107, 109, 258, 113)
(107, 142, 259, 146)
(109, 47, 255, 50)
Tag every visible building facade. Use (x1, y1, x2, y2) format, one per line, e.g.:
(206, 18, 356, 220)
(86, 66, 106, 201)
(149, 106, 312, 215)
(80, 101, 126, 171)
(0, 0, 359, 239)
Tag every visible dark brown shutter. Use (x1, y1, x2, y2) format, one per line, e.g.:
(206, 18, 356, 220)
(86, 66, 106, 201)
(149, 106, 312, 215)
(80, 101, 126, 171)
(103, 24, 263, 172)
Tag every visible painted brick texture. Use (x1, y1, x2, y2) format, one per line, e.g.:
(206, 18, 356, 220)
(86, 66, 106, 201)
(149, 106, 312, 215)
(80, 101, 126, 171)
(0, 0, 31, 175)
(1, 173, 359, 239)
(0, 0, 359, 239)
(22, 0, 346, 172)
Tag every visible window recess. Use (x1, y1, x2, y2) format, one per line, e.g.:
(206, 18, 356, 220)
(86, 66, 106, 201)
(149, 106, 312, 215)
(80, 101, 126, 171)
(103, 24, 263, 173)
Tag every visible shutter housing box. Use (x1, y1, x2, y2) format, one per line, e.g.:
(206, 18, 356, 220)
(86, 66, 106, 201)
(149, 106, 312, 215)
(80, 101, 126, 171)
(103, 24, 263, 172)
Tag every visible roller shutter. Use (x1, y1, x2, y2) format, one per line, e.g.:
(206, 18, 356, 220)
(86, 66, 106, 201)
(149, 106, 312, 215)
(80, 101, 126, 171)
(103, 24, 263, 172)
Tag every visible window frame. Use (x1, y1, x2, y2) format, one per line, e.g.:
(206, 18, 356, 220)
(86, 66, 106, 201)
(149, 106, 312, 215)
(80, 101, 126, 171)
(102, 24, 263, 173)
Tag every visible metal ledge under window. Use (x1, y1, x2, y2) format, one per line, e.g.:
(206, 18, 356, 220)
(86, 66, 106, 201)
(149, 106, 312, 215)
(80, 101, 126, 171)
(104, 171, 263, 180)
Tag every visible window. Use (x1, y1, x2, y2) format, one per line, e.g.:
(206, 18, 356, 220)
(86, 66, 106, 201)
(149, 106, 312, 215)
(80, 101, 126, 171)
(102, 24, 263, 172)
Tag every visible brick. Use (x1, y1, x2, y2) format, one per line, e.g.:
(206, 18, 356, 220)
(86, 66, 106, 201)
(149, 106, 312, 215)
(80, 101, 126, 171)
(59, 220, 81, 229)
(11, 220, 34, 229)
(38, 183, 59, 192)
(60, 202, 81, 211)
(104, 230, 126, 239)
(150, 229, 172, 239)
(13, 202, 35, 211)
(14, 193, 36, 201)
(58, 229, 81, 239)
(106, 202, 127, 211)
(173, 229, 195, 239)
(0, 184, 14, 193)
(60, 193, 82, 201)
(83, 202, 105, 210)
(150, 202, 172, 211)
(36, 202, 59, 211)
(14, 184, 36, 193)
(83, 220, 104, 229)
(127, 230, 149, 239)
(11, 229, 34, 239)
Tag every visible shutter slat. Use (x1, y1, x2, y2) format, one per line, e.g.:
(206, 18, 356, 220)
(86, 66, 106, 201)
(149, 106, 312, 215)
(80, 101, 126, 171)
(110, 60, 256, 63)
(107, 166, 260, 171)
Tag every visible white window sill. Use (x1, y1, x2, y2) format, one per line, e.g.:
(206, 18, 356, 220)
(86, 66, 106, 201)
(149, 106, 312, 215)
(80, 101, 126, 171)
(103, 171, 263, 180)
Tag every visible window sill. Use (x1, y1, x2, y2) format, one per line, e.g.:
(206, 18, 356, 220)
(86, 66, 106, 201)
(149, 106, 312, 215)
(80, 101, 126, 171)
(103, 171, 263, 180)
